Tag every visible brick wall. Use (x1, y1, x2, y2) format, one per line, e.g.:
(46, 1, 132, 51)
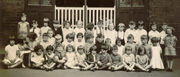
(0, 0, 25, 46)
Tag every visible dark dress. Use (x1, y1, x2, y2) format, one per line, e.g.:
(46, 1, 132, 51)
(52, 27, 64, 42)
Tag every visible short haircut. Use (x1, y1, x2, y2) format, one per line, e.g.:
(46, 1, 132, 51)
(9, 36, 16, 42)
(97, 20, 103, 25)
(47, 29, 54, 34)
(115, 37, 122, 45)
(105, 38, 111, 43)
(66, 33, 74, 40)
(76, 32, 84, 38)
(141, 35, 148, 40)
(89, 45, 97, 53)
(85, 32, 94, 40)
(87, 23, 94, 30)
(46, 45, 54, 51)
(27, 32, 37, 41)
(151, 37, 159, 43)
(101, 44, 109, 50)
(165, 26, 175, 34)
(150, 22, 157, 28)
(112, 45, 118, 51)
(66, 44, 75, 52)
(96, 33, 104, 38)
(137, 47, 146, 55)
(42, 33, 48, 37)
(63, 20, 71, 27)
(77, 45, 85, 51)
(125, 46, 132, 52)
(127, 34, 134, 39)
(34, 45, 44, 53)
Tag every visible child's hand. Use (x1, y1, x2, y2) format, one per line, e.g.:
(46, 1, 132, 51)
(97, 61, 102, 66)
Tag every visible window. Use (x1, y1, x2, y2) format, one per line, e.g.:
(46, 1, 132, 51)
(28, 0, 52, 6)
(120, 0, 144, 7)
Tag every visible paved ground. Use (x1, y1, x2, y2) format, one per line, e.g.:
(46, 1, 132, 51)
(0, 58, 180, 77)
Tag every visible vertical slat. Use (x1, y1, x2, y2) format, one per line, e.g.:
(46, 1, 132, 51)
(100, 10, 102, 20)
(110, 10, 113, 23)
(93, 9, 95, 24)
(103, 10, 106, 35)
(107, 10, 109, 27)
(79, 9, 82, 21)
(72, 10, 74, 26)
(65, 9, 67, 21)
(83, 6, 85, 28)
(57, 9, 60, 22)
(76, 9, 78, 23)
(114, 6, 116, 27)
(54, 5, 56, 20)
(96, 10, 99, 25)
(61, 9, 63, 25)
(89, 10, 91, 22)
(69, 10, 71, 24)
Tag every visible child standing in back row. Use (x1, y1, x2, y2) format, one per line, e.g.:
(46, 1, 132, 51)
(124, 21, 137, 43)
(17, 13, 30, 39)
(40, 18, 51, 39)
(62, 20, 73, 42)
(164, 26, 178, 72)
(148, 22, 160, 45)
(136, 21, 147, 45)
(105, 23, 117, 45)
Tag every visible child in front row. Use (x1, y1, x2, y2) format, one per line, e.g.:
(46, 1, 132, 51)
(123, 46, 135, 72)
(30, 45, 45, 69)
(82, 45, 98, 71)
(3, 36, 23, 68)
(76, 45, 88, 69)
(97, 45, 112, 70)
(54, 44, 66, 69)
(43, 45, 56, 71)
(135, 47, 152, 72)
(65, 44, 79, 69)
(150, 37, 164, 70)
(110, 46, 124, 71)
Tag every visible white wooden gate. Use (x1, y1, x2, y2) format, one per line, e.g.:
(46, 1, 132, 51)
(54, 5, 116, 28)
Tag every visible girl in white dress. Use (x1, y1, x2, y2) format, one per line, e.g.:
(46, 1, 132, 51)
(65, 44, 79, 69)
(62, 20, 74, 42)
(150, 37, 164, 69)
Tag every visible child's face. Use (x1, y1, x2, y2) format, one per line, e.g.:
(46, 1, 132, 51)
(44, 22, 49, 26)
(78, 49, 84, 55)
(138, 25, 143, 30)
(67, 38, 72, 42)
(140, 49, 145, 55)
(128, 38, 134, 43)
(98, 23, 103, 28)
(101, 49, 107, 54)
(152, 25, 157, 31)
(129, 24, 135, 29)
(112, 49, 118, 55)
(105, 40, 111, 45)
(56, 47, 63, 53)
(21, 16, 26, 21)
(67, 47, 73, 52)
(77, 22, 83, 28)
(162, 25, 167, 31)
(119, 26, 124, 31)
(167, 29, 172, 35)
(92, 50, 97, 55)
(32, 23, 38, 28)
(36, 49, 43, 55)
(97, 37, 104, 43)
(126, 48, 132, 55)
(152, 42, 157, 46)
(109, 24, 114, 30)
(117, 41, 122, 46)
(53, 24, 59, 28)
(77, 36, 83, 41)
(43, 36, 48, 42)
(65, 23, 70, 29)
(87, 38, 93, 43)
(141, 39, 147, 45)
(10, 40, 15, 46)
(56, 37, 62, 43)
(47, 50, 53, 55)
(48, 31, 53, 37)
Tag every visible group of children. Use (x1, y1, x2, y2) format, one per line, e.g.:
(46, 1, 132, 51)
(3, 13, 178, 72)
